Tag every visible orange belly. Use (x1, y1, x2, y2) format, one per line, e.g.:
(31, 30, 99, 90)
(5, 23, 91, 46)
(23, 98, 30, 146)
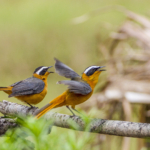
(65, 91, 93, 106)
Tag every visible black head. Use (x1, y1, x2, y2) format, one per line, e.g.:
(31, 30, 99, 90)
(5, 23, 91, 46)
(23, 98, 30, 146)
(84, 66, 105, 76)
(34, 66, 53, 75)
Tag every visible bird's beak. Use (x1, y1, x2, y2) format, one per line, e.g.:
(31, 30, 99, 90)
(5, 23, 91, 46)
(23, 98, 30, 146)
(98, 66, 106, 71)
(47, 66, 54, 73)
(49, 71, 54, 73)
(48, 66, 53, 69)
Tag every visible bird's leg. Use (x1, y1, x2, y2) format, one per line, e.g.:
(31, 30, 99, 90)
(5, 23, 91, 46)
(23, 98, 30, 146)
(71, 108, 85, 117)
(66, 106, 76, 116)
(25, 102, 34, 108)
(71, 106, 86, 117)
(71, 108, 82, 115)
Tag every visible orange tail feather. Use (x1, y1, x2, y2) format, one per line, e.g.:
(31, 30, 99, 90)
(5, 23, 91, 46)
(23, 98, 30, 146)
(35, 92, 66, 119)
(0, 87, 12, 91)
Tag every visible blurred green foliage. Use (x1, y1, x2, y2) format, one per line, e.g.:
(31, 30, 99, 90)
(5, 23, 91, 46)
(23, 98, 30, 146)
(0, 117, 97, 150)
(0, 113, 142, 150)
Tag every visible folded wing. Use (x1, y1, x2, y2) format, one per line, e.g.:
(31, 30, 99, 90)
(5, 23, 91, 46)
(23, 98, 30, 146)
(54, 58, 81, 80)
(57, 80, 92, 95)
(9, 77, 45, 97)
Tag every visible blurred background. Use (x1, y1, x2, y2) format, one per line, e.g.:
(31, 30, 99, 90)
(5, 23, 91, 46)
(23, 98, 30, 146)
(0, 0, 150, 149)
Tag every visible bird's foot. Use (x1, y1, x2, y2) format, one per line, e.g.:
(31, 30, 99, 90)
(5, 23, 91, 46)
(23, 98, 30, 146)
(70, 114, 76, 118)
(27, 106, 38, 111)
(70, 114, 81, 119)
(31, 106, 38, 109)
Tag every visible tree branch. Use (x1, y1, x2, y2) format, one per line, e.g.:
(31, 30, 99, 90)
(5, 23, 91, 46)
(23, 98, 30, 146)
(0, 100, 150, 138)
(0, 117, 17, 136)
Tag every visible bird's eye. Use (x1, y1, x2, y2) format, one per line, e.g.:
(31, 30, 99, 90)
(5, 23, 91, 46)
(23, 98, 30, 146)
(43, 78, 45, 80)
(40, 69, 47, 75)
(86, 68, 98, 76)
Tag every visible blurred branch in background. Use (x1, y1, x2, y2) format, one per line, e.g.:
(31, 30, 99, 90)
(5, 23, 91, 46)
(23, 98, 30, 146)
(72, 5, 150, 150)
(0, 100, 150, 138)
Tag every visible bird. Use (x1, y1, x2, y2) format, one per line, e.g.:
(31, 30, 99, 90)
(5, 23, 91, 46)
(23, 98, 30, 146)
(35, 58, 105, 118)
(0, 66, 53, 107)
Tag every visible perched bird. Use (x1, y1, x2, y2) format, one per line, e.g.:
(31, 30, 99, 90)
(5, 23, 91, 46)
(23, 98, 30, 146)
(0, 66, 53, 107)
(35, 58, 105, 118)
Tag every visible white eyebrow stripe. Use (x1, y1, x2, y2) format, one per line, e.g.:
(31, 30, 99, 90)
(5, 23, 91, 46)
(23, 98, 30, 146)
(84, 66, 100, 74)
(36, 67, 48, 75)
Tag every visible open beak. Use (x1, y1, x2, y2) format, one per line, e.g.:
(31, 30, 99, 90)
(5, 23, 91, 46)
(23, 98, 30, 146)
(98, 66, 106, 71)
(47, 66, 54, 73)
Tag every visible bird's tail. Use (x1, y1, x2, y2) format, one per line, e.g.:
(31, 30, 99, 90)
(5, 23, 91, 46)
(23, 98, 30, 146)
(0, 87, 12, 91)
(35, 92, 66, 119)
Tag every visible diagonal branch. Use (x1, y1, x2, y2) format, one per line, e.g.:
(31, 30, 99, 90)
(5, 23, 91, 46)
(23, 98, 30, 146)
(0, 100, 150, 138)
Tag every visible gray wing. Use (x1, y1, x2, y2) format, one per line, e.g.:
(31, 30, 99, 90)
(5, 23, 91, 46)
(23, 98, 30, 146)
(9, 77, 45, 97)
(57, 80, 92, 95)
(10, 81, 22, 87)
(54, 58, 81, 79)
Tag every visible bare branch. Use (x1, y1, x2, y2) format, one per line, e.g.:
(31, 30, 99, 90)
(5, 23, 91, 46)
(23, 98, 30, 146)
(0, 100, 150, 138)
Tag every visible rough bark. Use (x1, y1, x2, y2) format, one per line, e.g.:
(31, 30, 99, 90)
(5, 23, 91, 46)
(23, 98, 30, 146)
(0, 117, 17, 136)
(0, 100, 150, 138)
